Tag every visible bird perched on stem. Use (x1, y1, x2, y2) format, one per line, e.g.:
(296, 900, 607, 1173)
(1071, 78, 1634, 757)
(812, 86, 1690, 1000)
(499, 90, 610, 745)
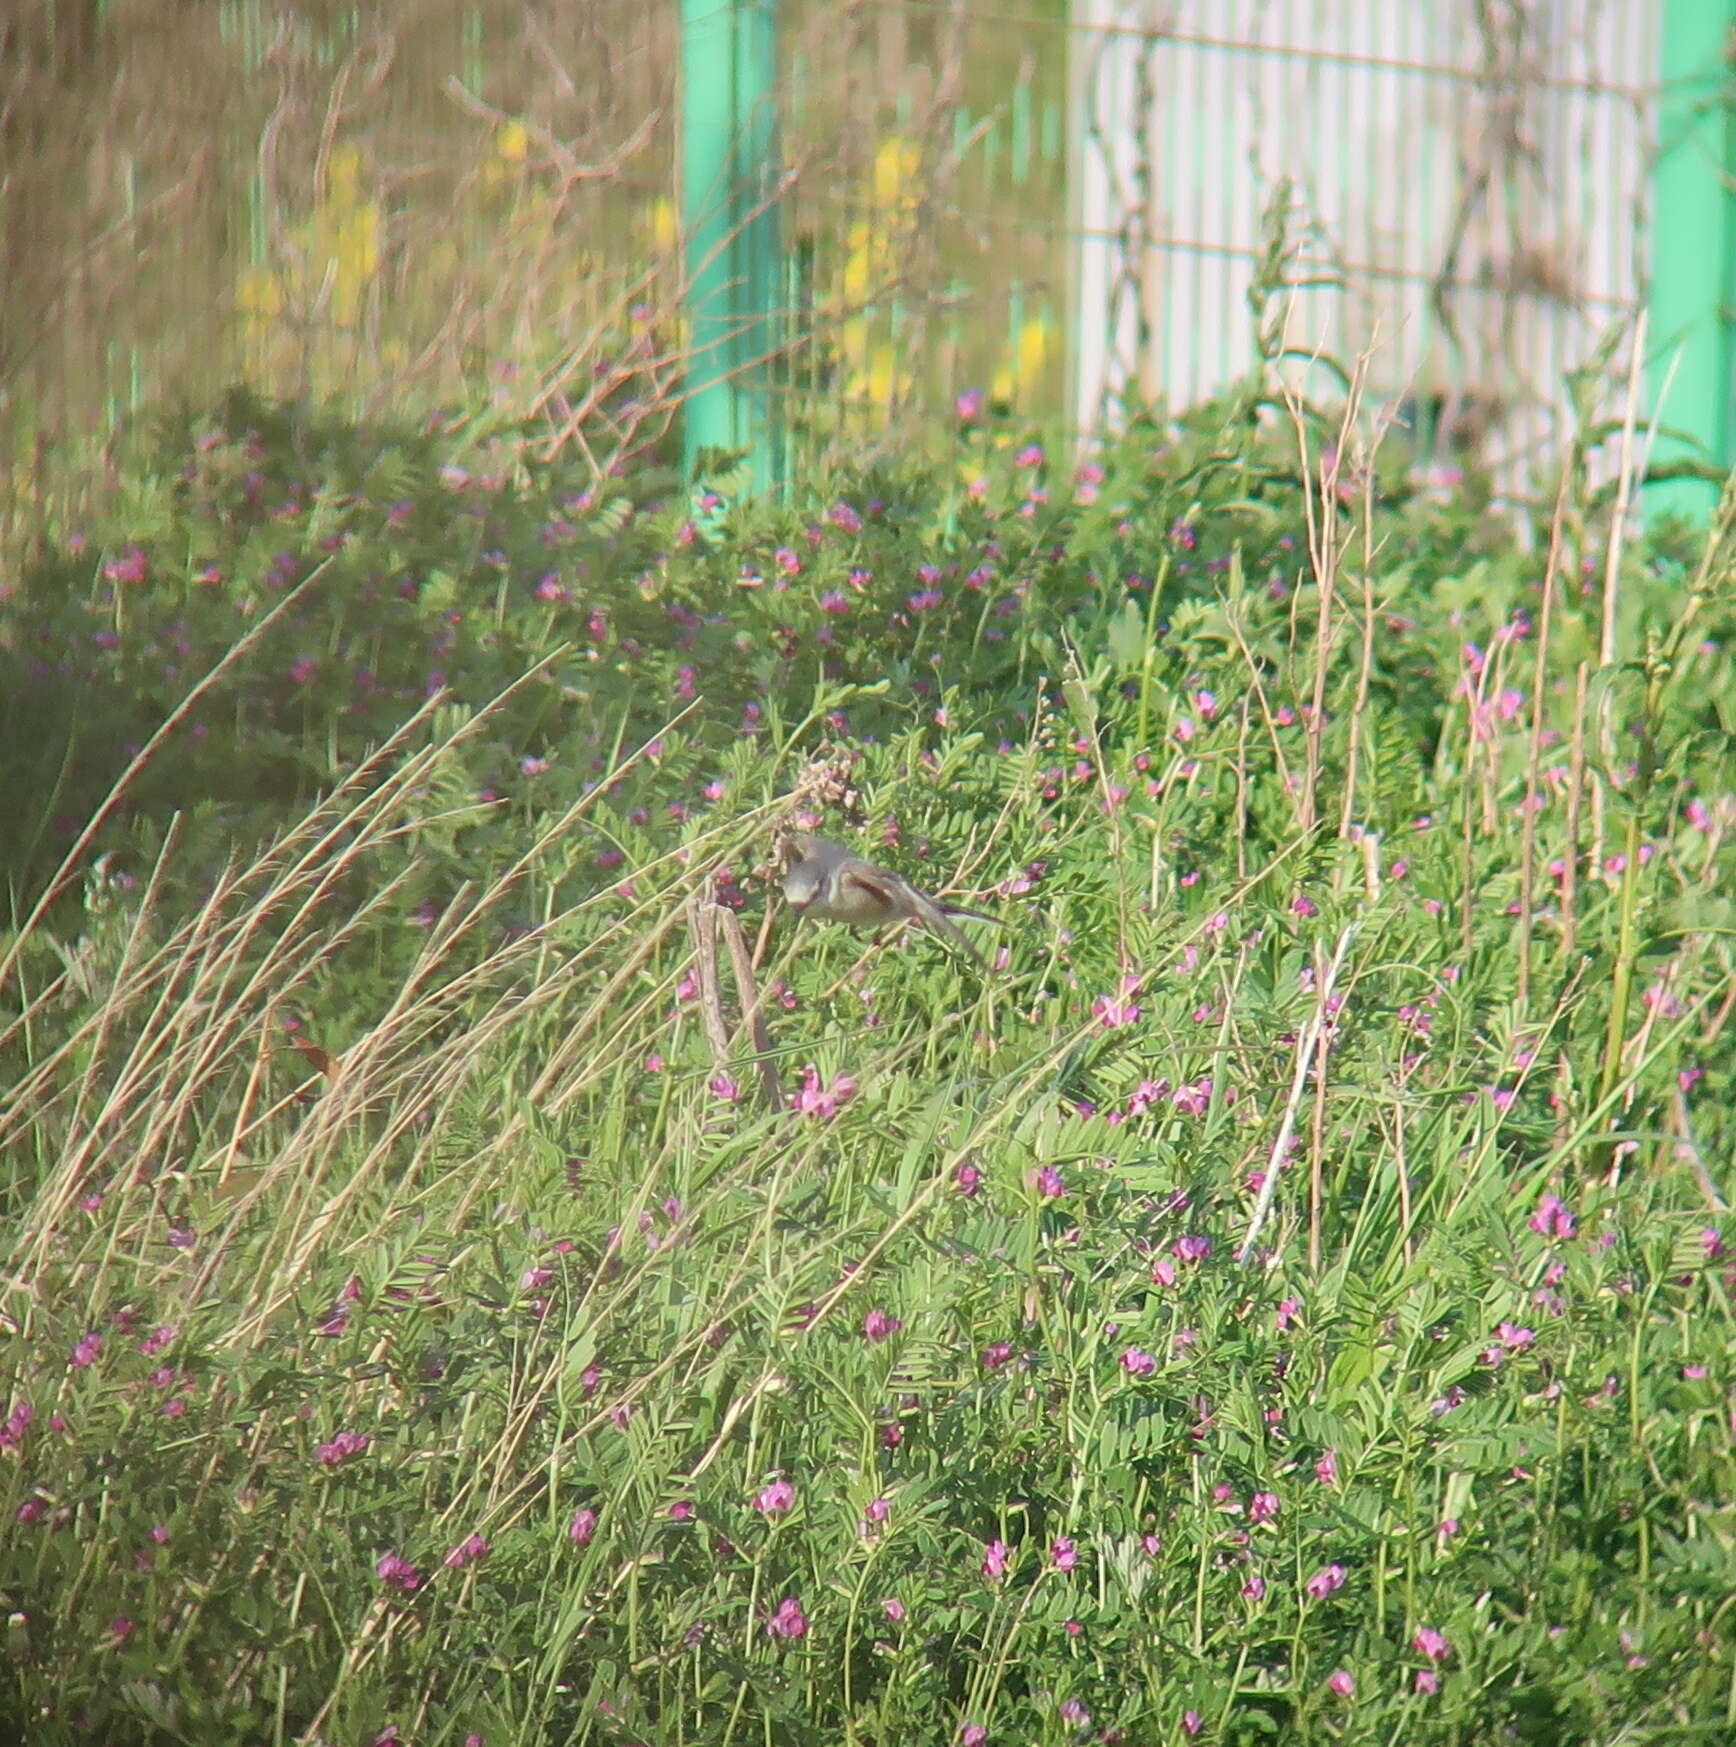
(781, 833, 998, 966)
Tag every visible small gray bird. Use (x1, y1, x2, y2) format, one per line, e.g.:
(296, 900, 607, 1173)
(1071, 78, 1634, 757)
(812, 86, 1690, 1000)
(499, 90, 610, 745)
(782, 833, 998, 965)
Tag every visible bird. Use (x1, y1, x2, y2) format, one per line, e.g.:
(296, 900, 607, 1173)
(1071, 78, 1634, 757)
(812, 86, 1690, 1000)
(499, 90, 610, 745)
(781, 833, 998, 966)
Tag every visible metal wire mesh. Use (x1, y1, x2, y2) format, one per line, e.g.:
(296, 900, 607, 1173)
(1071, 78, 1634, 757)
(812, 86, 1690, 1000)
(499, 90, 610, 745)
(0, 0, 1698, 521)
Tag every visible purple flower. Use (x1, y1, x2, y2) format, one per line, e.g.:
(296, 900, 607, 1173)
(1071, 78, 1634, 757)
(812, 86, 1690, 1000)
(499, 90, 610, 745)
(1120, 1346, 1157, 1376)
(70, 1331, 101, 1369)
(753, 1478, 796, 1514)
(443, 1533, 488, 1569)
(569, 1508, 597, 1546)
(863, 1309, 902, 1342)
(1315, 1449, 1338, 1486)
(317, 1430, 370, 1466)
(982, 1537, 1011, 1580)
(1415, 1669, 1440, 1695)
(0, 1402, 33, 1453)
(1182, 1712, 1203, 1736)
(954, 1162, 982, 1196)
(793, 1065, 858, 1119)
(1326, 1669, 1355, 1699)
(1050, 1536, 1079, 1571)
(1092, 975, 1142, 1028)
(103, 546, 148, 584)
(1248, 1492, 1278, 1522)
(1529, 1194, 1576, 1240)
(1173, 1235, 1211, 1264)
(765, 1595, 808, 1639)
(1304, 1563, 1346, 1599)
(1033, 1164, 1065, 1200)
(981, 1342, 1013, 1369)
(375, 1552, 421, 1592)
(882, 1596, 905, 1622)
(960, 1728, 988, 1747)
(1413, 1624, 1450, 1662)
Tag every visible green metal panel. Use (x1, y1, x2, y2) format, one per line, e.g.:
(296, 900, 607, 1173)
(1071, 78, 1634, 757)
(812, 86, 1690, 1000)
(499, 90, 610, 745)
(681, 0, 783, 496)
(1648, 0, 1736, 519)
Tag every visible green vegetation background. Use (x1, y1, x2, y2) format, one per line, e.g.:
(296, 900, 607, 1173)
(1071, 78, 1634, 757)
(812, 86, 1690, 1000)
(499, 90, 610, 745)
(2, 382, 1735, 1745)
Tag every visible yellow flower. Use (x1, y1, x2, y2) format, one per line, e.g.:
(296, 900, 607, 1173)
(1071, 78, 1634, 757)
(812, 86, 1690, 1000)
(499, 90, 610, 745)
(1016, 316, 1050, 381)
(497, 119, 530, 163)
(648, 197, 678, 252)
(237, 265, 284, 319)
(873, 136, 920, 210)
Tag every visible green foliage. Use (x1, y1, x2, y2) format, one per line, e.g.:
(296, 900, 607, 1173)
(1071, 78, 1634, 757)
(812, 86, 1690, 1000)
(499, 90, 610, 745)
(2, 388, 1735, 1744)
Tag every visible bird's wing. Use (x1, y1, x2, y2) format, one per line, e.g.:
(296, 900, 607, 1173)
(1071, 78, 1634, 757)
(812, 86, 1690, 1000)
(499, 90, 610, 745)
(837, 863, 907, 913)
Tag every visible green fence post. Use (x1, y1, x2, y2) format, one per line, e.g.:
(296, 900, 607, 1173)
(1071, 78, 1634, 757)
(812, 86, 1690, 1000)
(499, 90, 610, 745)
(1648, 0, 1736, 520)
(680, 0, 783, 498)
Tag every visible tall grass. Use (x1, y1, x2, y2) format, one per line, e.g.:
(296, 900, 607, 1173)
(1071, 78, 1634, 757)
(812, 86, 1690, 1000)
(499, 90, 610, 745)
(3, 384, 1735, 1744)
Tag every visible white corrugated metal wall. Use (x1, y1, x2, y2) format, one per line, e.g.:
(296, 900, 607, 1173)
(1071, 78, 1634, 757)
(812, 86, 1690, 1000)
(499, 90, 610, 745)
(1071, 0, 1655, 485)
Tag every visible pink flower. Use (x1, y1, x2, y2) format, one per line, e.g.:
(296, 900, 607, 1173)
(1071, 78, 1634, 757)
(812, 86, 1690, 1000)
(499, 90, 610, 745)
(569, 1508, 597, 1545)
(1242, 1573, 1265, 1600)
(982, 1537, 1011, 1580)
(1315, 1449, 1338, 1486)
(317, 1430, 370, 1466)
(882, 1596, 905, 1622)
(754, 1479, 796, 1515)
(1326, 1669, 1355, 1699)
(668, 1499, 694, 1522)
(793, 1065, 858, 1119)
(765, 1596, 808, 1639)
(709, 1072, 742, 1103)
(864, 1308, 902, 1342)
(1051, 1536, 1079, 1571)
(103, 547, 148, 584)
(1173, 1235, 1211, 1264)
(70, 1331, 102, 1369)
(0, 1402, 33, 1453)
(1120, 1346, 1157, 1376)
(1413, 1624, 1450, 1662)
(1092, 976, 1142, 1028)
(1182, 1712, 1203, 1736)
(981, 1342, 1013, 1369)
(1248, 1492, 1278, 1523)
(1415, 1669, 1440, 1696)
(1304, 1563, 1346, 1599)
(375, 1552, 421, 1591)
(1529, 1194, 1575, 1240)
(1033, 1164, 1065, 1199)
(955, 1162, 983, 1195)
(960, 1727, 988, 1747)
(865, 1496, 890, 1524)
(444, 1533, 488, 1569)
(1275, 1297, 1302, 1331)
